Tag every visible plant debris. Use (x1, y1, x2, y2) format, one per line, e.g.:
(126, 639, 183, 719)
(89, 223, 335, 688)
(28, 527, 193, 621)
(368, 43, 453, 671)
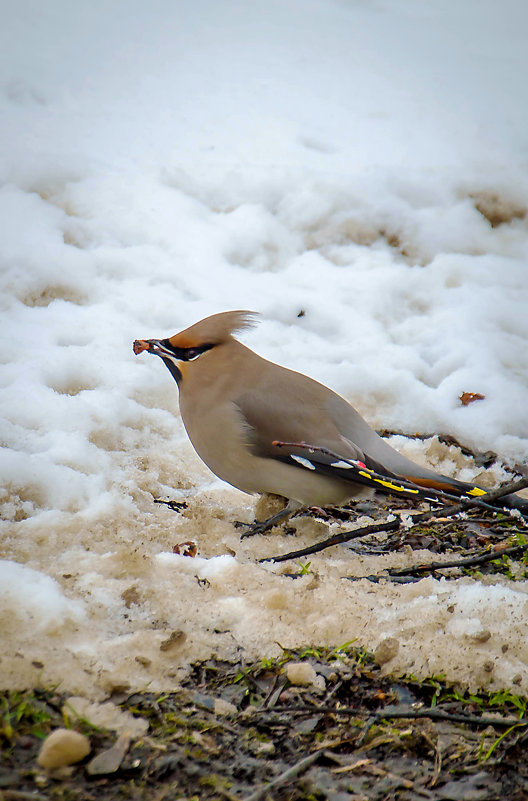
(2, 645, 528, 800)
(265, 473, 528, 570)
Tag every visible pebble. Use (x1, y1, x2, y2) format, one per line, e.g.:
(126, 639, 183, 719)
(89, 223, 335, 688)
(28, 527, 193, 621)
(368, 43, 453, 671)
(37, 728, 90, 769)
(286, 662, 318, 686)
(470, 630, 491, 643)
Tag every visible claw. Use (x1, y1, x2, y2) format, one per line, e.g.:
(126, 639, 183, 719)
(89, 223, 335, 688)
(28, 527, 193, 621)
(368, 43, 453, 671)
(239, 520, 273, 538)
(235, 505, 295, 538)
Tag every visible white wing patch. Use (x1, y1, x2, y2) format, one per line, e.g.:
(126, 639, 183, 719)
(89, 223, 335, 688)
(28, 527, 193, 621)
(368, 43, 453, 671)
(291, 455, 316, 470)
(329, 460, 354, 469)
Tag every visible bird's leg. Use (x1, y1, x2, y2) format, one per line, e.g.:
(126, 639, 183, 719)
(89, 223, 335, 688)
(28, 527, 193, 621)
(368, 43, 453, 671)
(236, 499, 301, 538)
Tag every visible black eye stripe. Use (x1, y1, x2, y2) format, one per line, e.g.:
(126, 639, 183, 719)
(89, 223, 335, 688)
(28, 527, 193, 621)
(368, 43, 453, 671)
(161, 341, 215, 361)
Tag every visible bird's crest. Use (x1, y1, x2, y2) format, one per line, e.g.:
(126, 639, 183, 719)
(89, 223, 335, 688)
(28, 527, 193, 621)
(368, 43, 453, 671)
(168, 310, 258, 348)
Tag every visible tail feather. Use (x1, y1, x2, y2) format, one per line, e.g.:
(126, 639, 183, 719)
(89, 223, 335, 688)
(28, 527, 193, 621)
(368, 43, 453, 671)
(402, 474, 528, 512)
(271, 440, 528, 511)
(400, 474, 486, 496)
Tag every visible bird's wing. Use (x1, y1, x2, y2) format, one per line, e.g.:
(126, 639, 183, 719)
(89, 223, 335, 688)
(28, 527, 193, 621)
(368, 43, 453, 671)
(235, 390, 427, 497)
(234, 390, 493, 503)
(235, 389, 362, 460)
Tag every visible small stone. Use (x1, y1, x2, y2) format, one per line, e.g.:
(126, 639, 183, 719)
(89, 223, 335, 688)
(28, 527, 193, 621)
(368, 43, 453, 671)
(214, 698, 237, 717)
(285, 662, 318, 686)
(37, 729, 90, 769)
(135, 655, 152, 667)
(312, 674, 326, 692)
(471, 630, 491, 643)
(374, 637, 400, 665)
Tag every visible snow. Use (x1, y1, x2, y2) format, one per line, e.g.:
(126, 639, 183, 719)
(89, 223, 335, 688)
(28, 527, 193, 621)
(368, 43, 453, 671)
(0, 561, 85, 632)
(1, 0, 528, 698)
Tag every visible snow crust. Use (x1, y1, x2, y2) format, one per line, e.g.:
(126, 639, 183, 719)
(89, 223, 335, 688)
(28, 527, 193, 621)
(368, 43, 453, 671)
(1, 0, 528, 698)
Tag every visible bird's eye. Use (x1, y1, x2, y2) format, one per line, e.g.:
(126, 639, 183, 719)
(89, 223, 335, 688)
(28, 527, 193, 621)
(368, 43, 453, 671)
(182, 344, 215, 361)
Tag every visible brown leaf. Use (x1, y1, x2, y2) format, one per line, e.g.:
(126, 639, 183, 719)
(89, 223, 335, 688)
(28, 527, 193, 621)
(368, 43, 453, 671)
(459, 392, 485, 406)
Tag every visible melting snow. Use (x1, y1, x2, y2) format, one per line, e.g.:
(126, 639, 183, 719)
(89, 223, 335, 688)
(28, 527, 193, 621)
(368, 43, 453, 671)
(1, 0, 528, 698)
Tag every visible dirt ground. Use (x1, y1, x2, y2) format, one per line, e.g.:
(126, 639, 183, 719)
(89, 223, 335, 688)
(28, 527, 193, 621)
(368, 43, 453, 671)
(2, 642, 528, 801)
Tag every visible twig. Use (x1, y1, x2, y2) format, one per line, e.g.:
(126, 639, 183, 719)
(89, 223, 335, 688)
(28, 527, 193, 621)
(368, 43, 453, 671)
(262, 517, 401, 563)
(355, 705, 528, 747)
(377, 429, 498, 466)
(242, 749, 322, 801)
(365, 705, 527, 728)
(388, 542, 528, 577)
(265, 474, 528, 563)
(253, 703, 526, 731)
(470, 475, 528, 503)
(346, 573, 424, 584)
(154, 498, 188, 512)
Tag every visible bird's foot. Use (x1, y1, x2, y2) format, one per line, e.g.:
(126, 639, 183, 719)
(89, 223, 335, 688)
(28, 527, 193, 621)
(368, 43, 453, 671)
(235, 505, 294, 538)
(235, 519, 273, 538)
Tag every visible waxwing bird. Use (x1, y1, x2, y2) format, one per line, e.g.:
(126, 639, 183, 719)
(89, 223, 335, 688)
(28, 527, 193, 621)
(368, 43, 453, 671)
(134, 310, 528, 533)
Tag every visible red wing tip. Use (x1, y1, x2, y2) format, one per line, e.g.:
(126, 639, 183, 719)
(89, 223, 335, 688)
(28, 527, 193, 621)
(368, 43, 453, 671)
(133, 339, 150, 355)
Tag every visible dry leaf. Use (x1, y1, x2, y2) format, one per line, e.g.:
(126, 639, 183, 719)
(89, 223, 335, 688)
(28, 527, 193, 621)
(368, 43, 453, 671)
(459, 392, 485, 406)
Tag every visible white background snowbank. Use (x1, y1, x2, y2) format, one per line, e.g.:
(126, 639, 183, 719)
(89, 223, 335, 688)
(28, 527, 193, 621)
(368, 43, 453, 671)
(1, 0, 528, 697)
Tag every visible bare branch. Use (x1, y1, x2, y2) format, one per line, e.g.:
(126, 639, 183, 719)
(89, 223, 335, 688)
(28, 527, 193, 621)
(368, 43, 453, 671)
(262, 517, 402, 563)
(264, 471, 528, 563)
(254, 703, 527, 731)
(387, 542, 528, 578)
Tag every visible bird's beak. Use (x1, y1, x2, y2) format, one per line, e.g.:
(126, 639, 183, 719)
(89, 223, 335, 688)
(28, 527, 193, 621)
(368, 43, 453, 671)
(133, 338, 174, 359)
